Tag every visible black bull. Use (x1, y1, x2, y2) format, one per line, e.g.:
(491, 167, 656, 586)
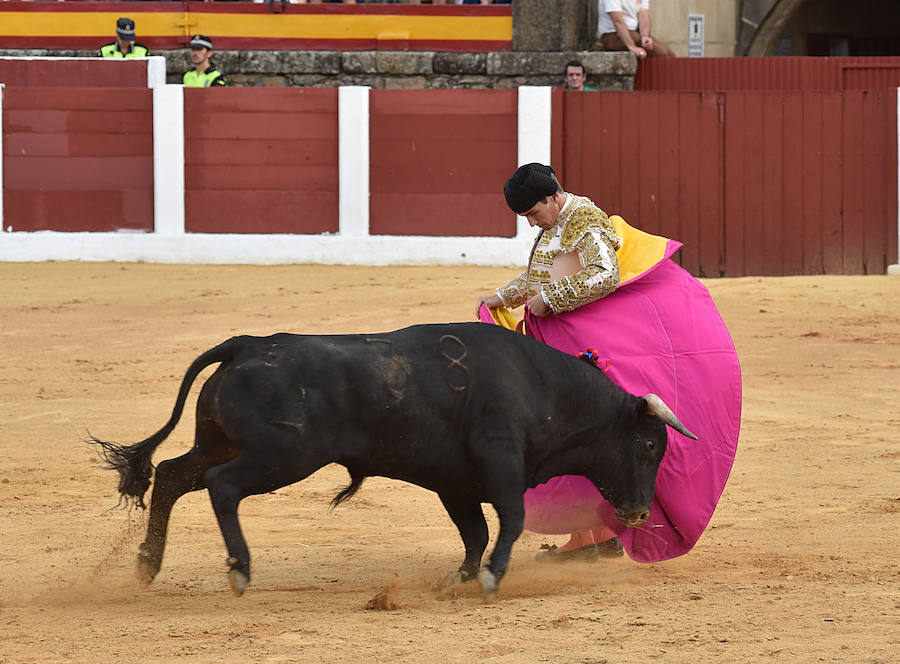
(93, 322, 695, 596)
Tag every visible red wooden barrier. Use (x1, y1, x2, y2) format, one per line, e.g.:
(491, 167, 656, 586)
(2, 87, 153, 232)
(555, 89, 897, 277)
(0, 58, 150, 88)
(369, 89, 517, 237)
(635, 57, 900, 92)
(183, 87, 339, 234)
(559, 91, 723, 276)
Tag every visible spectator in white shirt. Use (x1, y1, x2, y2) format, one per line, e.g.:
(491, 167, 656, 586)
(597, 0, 674, 60)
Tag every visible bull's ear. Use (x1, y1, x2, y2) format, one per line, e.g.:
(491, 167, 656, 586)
(643, 394, 698, 440)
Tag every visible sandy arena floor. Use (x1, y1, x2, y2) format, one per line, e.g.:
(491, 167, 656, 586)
(0, 263, 897, 664)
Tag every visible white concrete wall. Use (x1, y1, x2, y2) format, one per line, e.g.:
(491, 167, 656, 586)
(0, 84, 549, 267)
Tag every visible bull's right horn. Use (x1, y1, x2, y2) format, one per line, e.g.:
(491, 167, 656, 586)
(644, 394, 698, 440)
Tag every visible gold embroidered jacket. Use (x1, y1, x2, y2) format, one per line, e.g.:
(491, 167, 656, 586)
(497, 195, 622, 313)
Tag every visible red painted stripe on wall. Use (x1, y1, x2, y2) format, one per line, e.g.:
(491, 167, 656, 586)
(0, 59, 149, 88)
(369, 89, 517, 237)
(182, 88, 339, 235)
(2, 87, 153, 232)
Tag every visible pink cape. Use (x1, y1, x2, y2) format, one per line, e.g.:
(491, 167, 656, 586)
(479, 240, 741, 562)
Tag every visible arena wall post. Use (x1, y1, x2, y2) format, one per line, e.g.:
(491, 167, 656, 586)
(153, 85, 185, 238)
(892, 85, 900, 276)
(338, 86, 370, 238)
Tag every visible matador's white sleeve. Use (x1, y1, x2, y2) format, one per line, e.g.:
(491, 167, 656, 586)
(497, 271, 530, 309)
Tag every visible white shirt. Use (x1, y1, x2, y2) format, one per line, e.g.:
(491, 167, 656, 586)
(597, 0, 649, 35)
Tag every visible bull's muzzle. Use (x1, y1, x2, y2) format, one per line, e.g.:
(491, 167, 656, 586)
(615, 507, 650, 528)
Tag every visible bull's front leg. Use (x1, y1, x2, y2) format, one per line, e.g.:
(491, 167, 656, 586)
(479, 495, 525, 598)
(437, 493, 489, 585)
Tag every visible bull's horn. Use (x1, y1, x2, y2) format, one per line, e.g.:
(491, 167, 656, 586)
(644, 394, 698, 440)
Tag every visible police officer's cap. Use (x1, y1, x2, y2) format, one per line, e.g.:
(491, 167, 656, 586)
(190, 35, 214, 50)
(503, 163, 559, 214)
(116, 18, 136, 41)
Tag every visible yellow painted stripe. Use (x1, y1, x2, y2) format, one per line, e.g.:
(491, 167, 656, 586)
(1, 12, 511, 41)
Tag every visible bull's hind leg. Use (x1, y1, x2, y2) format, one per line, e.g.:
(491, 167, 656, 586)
(138, 420, 236, 584)
(137, 450, 208, 583)
(438, 493, 489, 585)
(203, 434, 333, 596)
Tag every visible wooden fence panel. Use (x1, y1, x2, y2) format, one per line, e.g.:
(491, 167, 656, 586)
(841, 93, 866, 274)
(558, 89, 897, 276)
(635, 57, 900, 92)
(369, 89, 517, 237)
(782, 93, 805, 276)
(698, 93, 724, 277)
(820, 95, 844, 274)
(637, 94, 661, 236)
(738, 92, 767, 276)
(183, 87, 339, 235)
(657, 93, 681, 253)
(562, 92, 722, 276)
(762, 92, 785, 275)
(799, 93, 823, 275)
(860, 90, 897, 274)
(723, 91, 746, 277)
(2, 87, 153, 232)
(673, 94, 703, 275)
(0, 58, 149, 88)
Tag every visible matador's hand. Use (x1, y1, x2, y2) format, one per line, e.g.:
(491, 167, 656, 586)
(526, 294, 551, 317)
(475, 293, 503, 319)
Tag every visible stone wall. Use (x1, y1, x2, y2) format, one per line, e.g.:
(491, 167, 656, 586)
(1, 49, 637, 90)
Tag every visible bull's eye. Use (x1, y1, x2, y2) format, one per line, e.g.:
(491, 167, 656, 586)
(645, 439, 655, 452)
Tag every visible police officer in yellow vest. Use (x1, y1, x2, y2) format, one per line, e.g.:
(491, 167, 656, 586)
(98, 18, 150, 59)
(183, 35, 228, 88)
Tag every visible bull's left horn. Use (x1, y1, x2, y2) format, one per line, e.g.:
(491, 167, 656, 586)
(644, 394, 698, 440)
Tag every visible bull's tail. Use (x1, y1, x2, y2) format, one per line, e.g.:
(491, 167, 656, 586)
(330, 472, 366, 509)
(91, 338, 243, 509)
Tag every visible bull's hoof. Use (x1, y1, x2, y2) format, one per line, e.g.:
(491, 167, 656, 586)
(447, 571, 466, 587)
(227, 569, 249, 596)
(135, 560, 156, 585)
(434, 571, 463, 592)
(135, 546, 158, 585)
(477, 567, 498, 599)
(226, 557, 249, 596)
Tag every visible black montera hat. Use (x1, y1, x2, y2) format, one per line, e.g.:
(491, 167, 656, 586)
(503, 163, 559, 214)
(189, 35, 214, 50)
(116, 17, 136, 40)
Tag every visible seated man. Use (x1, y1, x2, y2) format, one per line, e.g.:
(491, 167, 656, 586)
(597, 0, 674, 60)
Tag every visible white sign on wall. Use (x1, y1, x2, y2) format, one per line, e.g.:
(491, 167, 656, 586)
(688, 14, 705, 58)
